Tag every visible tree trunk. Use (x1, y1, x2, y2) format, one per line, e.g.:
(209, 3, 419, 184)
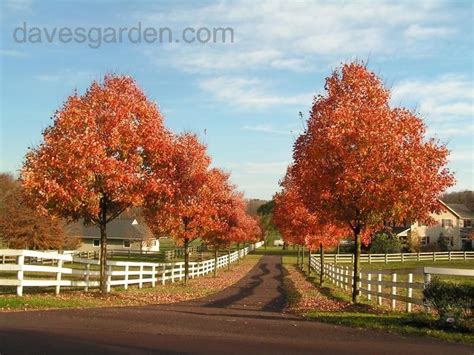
(99, 196, 108, 294)
(352, 226, 361, 303)
(184, 238, 189, 285)
(213, 248, 218, 277)
(319, 243, 324, 286)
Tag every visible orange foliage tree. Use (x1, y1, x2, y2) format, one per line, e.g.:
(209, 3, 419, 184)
(0, 173, 72, 250)
(201, 170, 237, 276)
(273, 168, 347, 278)
(21, 75, 173, 293)
(292, 62, 454, 302)
(144, 133, 223, 284)
(202, 188, 262, 276)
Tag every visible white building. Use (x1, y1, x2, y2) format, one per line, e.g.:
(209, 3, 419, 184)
(66, 218, 160, 253)
(411, 200, 474, 251)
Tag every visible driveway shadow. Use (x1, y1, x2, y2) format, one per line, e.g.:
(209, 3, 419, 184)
(201, 255, 287, 312)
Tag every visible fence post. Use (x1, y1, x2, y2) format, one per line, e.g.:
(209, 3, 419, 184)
(423, 272, 431, 313)
(319, 245, 324, 286)
(464, 251, 467, 261)
(308, 250, 311, 276)
(385, 253, 388, 264)
(55, 258, 63, 295)
(358, 272, 362, 297)
(406, 273, 413, 313)
(152, 266, 156, 287)
(377, 273, 382, 306)
(345, 267, 350, 290)
(433, 252, 436, 262)
(162, 264, 166, 285)
(417, 252, 420, 262)
(17, 255, 24, 297)
(369, 254, 372, 264)
(106, 265, 112, 293)
(84, 263, 90, 291)
(124, 265, 129, 290)
(391, 272, 397, 310)
(448, 251, 452, 261)
(139, 265, 144, 288)
(367, 273, 372, 302)
(401, 253, 404, 263)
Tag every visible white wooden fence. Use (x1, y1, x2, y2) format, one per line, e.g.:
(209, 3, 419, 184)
(310, 255, 474, 313)
(323, 251, 474, 264)
(0, 241, 264, 296)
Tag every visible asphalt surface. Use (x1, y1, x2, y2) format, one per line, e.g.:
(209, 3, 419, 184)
(0, 255, 472, 354)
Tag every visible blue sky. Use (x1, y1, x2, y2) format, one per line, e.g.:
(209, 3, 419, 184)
(1, 0, 473, 199)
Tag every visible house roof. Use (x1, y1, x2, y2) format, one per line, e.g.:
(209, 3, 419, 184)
(392, 227, 410, 236)
(65, 219, 153, 241)
(445, 204, 474, 219)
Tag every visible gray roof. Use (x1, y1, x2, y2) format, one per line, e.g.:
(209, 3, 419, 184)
(446, 204, 474, 219)
(65, 219, 153, 241)
(392, 227, 410, 236)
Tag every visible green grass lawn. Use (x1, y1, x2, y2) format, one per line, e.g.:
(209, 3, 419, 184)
(0, 248, 252, 296)
(363, 260, 474, 285)
(282, 256, 474, 344)
(0, 254, 261, 311)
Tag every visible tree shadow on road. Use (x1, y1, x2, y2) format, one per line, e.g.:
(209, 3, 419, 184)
(200, 255, 288, 313)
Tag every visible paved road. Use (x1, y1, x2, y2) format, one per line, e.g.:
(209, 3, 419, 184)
(0, 255, 471, 354)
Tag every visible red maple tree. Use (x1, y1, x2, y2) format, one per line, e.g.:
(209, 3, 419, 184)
(21, 75, 173, 293)
(144, 133, 222, 284)
(292, 62, 454, 302)
(273, 168, 347, 276)
(201, 170, 237, 276)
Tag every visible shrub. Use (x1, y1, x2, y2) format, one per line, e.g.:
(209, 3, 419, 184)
(404, 230, 420, 252)
(423, 278, 473, 328)
(421, 243, 440, 252)
(437, 235, 450, 251)
(369, 233, 402, 254)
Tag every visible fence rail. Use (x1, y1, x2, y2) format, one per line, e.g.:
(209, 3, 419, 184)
(72, 246, 204, 261)
(322, 251, 474, 264)
(310, 255, 474, 313)
(0, 241, 264, 296)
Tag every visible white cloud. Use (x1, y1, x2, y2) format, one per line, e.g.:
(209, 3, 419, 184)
(223, 160, 289, 198)
(427, 123, 474, 138)
(198, 76, 313, 109)
(34, 69, 94, 85)
(224, 161, 288, 175)
(158, 47, 314, 73)
(449, 150, 474, 162)
(139, 0, 461, 73)
(0, 49, 26, 57)
(404, 24, 455, 40)
(242, 123, 301, 135)
(391, 75, 474, 121)
(4, 0, 33, 11)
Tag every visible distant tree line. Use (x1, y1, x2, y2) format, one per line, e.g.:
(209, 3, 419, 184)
(441, 191, 474, 211)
